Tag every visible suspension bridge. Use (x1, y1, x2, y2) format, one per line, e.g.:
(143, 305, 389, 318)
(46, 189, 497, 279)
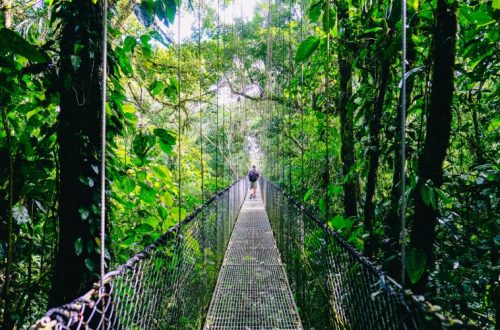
(32, 177, 460, 329)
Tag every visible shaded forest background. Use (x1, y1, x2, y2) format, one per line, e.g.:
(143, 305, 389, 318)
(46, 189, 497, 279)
(0, 0, 498, 328)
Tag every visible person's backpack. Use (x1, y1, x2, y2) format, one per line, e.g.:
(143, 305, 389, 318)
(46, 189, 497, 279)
(248, 170, 258, 182)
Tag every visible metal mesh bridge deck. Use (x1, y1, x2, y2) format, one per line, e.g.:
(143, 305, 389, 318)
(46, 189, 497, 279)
(204, 191, 303, 330)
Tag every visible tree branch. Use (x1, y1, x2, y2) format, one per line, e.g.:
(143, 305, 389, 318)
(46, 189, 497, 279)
(202, 132, 238, 177)
(223, 72, 292, 106)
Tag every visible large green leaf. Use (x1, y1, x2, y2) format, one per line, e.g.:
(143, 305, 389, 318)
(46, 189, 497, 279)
(318, 197, 327, 216)
(406, 248, 427, 284)
(153, 128, 176, 154)
(132, 133, 156, 160)
(329, 215, 349, 230)
(134, 2, 154, 27)
(418, 181, 437, 209)
(303, 188, 313, 202)
(309, 1, 323, 23)
(295, 36, 321, 62)
(121, 176, 136, 194)
(0, 28, 47, 63)
(153, 165, 173, 185)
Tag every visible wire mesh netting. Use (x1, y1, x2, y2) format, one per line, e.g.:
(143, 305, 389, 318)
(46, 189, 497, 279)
(32, 179, 248, 330)
(260, 178, 464, 330)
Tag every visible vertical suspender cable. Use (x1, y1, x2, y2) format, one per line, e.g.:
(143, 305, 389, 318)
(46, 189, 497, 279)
(239, 0, 245, 176)
(224, 6, 235, 181)
(177, 3, 182, 222)
(324, 0, 331, 220)
(265, 0, 272, 178)
(198, 0, 204, 202)
(99, 0, 108, 289)
(240, 0, 246, 129)
(99, 1, 108, 327)
(280, 0, 285, 186)
(216, 0, 220, 192)
(300, 0, 304, 198)
(400, 0, 408, 288)
(221, 3, 226, 184)
(299, 0, 306, 306)
(287, 0, 292, 192)
(277, 0, 282, 184)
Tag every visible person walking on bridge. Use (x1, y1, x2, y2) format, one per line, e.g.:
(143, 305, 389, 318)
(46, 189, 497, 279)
(248, 165, 260, 199)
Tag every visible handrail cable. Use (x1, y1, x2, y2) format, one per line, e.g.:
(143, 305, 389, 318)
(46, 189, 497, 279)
(260, 177, 462, 329)
(32, 179, 247, 329)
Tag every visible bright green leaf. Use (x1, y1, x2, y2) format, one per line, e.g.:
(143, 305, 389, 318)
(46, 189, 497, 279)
(309, 2, 322, 23)
(74, 238, 83, 256)
(406, 248, 427, 284)
(295, 36, 321, 62)
(84, 258, 95, 272)
(303, 188, 313, 202)
(0, 28, 47, 63)
(318, 198, 327, 216)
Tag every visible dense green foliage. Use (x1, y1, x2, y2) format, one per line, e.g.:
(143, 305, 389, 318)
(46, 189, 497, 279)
(0, 0, 498, 328)
(253, 0, 499, 327)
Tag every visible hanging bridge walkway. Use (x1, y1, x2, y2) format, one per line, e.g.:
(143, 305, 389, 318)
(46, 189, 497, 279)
(205, 190, 302, 329)
(33, 178, 459, 330)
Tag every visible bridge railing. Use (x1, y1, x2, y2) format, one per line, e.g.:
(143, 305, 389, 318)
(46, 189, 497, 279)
(260, 177, 464, 330)
(32, 179, 248, 330)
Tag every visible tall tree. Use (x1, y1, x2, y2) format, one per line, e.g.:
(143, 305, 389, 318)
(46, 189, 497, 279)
(1, 3, 15, 327)
(48, 0, 105, 306)
(336, 0, 357, 219)
(409, 0, 457, 293)
(384, 33, 417, 280)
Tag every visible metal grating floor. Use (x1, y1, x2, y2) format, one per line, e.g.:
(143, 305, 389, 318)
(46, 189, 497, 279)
(205, 190, 303, 330)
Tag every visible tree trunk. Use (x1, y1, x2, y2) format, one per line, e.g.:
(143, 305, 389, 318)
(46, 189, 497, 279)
(363, 59, 390, 257)
(384, 25, 416, 281)
(410, 0, 456, 294)
(48, 0, 105, 307)
(1, 0, 11, 28)
(1, 2, 15, 327)
(337, 1, 357, 219)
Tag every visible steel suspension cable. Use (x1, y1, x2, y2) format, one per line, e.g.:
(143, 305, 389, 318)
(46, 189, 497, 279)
(216, 0, 220, 191)
(99, 1, 108, 328)
(177, 3, 182, 222)
(240, 0, 247, 133)
(299, 0, 305, 199)
(99, 0, 108, 293)
(299, 0, 306, 307)
(221, 10, 226, 185)
(198, 0, 204, 202)
(275, 0, 282, 184)
(324, 0, 332, 220)
(400, 0, 408, 288)
(265, 0, 272, 178)
(287, 0, 293, 192)
(280, 0, 286, 185)
(226, 5, 235, 181)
